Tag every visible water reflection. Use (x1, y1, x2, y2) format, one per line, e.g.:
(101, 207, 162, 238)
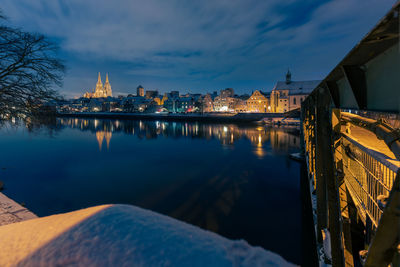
(0, 117, 302, 263)
(58, 118, 300, 157)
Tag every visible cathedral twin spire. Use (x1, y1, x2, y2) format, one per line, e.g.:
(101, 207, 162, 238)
(92, 72, 112, 98)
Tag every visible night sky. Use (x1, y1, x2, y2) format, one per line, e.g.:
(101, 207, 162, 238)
(1, 0, 395, 98)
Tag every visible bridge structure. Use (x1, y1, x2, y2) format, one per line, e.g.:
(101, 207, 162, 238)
(302, 2, 400, 266)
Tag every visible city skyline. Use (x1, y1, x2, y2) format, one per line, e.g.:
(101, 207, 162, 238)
(1, 0, 395, 98)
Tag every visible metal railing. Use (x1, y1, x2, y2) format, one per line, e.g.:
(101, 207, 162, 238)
(339, 136, 397, 227)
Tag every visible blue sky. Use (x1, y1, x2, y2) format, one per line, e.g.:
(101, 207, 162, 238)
(1, 0, 395, 98)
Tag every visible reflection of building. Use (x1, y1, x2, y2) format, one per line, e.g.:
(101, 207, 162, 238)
(83, 73, 113, 98)
(269, 127, 300, 152)
(96, 130, 112, 151)
(270, 70, 320, 113)
(58, 118, 300, 157)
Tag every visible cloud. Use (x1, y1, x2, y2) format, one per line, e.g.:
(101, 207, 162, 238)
(1, 0, 395, 94)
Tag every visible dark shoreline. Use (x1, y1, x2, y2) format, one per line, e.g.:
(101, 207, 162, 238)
(57, 112, 287, 123)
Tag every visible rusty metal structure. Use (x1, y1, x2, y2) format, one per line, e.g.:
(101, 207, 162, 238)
(302, 2, 400, 266)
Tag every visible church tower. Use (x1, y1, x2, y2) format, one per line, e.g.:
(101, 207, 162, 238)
(94, 72, 104, 97)
(285, 69, 292, 84)
(104, 73, 112, 97)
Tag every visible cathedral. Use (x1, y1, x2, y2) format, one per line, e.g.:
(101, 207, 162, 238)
(83, 72, 112, 98)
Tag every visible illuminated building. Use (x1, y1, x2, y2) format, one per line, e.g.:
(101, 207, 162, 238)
(213, 96, 234, 112)
(246, 90, 270, 113)
(176, 97, 195, 112)
(137, 85, 144, 97)
(234, 98, 248, 113)
(270, 70, 320, 113)
(83, 73, 113, 98)
(153, 94, 168, 106)
(201, 94, 214, 112)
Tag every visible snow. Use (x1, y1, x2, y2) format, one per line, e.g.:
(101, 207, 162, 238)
(0, 204, 295, 267)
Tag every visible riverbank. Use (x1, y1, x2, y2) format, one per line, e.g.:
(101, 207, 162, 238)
(58, 112, 287, 123)
(0, 193, 37, 226)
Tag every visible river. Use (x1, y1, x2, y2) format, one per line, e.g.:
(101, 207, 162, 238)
(0, 118, 302, 264)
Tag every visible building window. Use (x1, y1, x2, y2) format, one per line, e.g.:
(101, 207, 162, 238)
(293, 98, 296, 105)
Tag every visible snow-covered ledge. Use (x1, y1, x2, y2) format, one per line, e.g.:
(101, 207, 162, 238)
(0, 204, 295, 266)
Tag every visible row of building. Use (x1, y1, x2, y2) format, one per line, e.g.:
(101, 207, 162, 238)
(60, 71, 321, 114)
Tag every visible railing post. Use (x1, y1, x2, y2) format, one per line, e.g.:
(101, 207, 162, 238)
(315, 91, 328, 244)
(333, 108, 355, 266)
(316, 87, 345, 266)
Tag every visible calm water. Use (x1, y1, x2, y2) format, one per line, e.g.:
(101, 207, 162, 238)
(0, 118, 302, 263)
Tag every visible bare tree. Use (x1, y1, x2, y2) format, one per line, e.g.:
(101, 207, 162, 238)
(0, 15, 65, 120)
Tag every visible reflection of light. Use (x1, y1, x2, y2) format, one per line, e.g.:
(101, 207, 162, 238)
(105, 131, 112, 150)
(96, 131, 104, 151)
(96, 130, 112, 151)
(254, 147, 266, 159)
(258, 134, 262, 146)
(223, 126, 228, 132)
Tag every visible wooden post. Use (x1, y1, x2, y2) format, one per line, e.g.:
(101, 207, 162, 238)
(316, 87, 345, 266)
(333, 108, 355, 267)
(315, 91, 328, 244)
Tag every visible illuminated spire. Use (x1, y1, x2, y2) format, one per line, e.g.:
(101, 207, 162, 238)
(94, 72, 104, 97)
(104, 73, 112, 97)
